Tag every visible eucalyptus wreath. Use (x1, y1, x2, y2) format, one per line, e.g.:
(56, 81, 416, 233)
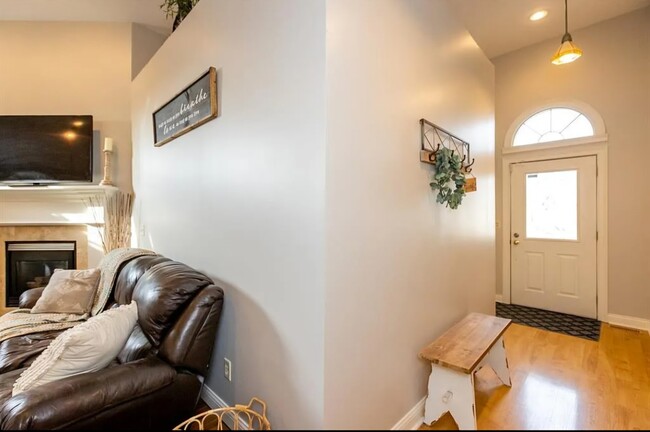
(429, 147, 466, 209)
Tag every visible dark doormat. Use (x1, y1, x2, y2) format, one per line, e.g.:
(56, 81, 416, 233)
(496, 302, 601, 341)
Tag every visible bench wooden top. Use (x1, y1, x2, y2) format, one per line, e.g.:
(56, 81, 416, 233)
(419, 313, 512, 374)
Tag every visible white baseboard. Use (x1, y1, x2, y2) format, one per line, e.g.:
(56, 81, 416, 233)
(607, 313, 650, 334)
(200, 385, 250, 430)
(200, 384, 222, 409)
(391, 396, 425, 430)
(204, 385, 425, 430)
(495, 294, 504, 303)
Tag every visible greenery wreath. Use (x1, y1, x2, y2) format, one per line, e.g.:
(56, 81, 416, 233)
(429, 147, 466, 209)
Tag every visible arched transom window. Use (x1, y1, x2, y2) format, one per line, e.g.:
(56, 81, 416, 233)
(513, 108, 594, 146)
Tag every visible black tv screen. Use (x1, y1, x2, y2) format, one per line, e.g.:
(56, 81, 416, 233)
(0, 115, 93, 184)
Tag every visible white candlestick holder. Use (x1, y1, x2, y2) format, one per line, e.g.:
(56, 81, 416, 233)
(99, 149, 114, 186)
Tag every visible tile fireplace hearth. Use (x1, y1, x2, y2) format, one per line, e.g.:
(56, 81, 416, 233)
(0, 226, 88, 314)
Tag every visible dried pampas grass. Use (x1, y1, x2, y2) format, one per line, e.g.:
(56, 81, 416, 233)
(87, 190, 134, 253)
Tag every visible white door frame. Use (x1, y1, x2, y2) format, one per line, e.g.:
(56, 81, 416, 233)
(500, 138, 608, 321)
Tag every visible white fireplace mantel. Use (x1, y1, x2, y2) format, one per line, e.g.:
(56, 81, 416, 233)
(0, 185, 117, 202)
(0, 185, 116, 225)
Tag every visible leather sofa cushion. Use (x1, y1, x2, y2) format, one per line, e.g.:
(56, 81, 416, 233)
(113, 256, 171, 306)
(160, 286, 224, 375)
(18, 288, 45, 310)
(132, 261, 213, 347)
(0, 368, 24, 408)
(0, 357, 175, 430)
(117, 324, 153, 364)
(0, 331, 63, 375)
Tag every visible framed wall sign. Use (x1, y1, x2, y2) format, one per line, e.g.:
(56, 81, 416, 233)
(153, 67, 218, 147)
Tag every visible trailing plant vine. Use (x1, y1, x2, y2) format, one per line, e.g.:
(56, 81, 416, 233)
(429, 147, 467, 209)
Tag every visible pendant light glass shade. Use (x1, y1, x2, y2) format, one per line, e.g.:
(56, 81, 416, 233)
(551, 34, 582, 65)
(552, 0, 582, 65)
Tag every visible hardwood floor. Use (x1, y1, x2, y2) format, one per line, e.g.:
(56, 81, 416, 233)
(420, 323, 650, 430)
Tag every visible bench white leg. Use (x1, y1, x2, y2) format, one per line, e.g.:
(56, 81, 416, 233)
(486, 335, 511, 386)
(424, 363, 477, 430)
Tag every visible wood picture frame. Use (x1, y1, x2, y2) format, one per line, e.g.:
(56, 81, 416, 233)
(153, 67, 218, 147)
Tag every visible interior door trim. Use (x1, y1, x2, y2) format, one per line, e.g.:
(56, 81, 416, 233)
(500, 141, 608, 321)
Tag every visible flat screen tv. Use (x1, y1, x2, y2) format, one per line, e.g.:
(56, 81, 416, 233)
(0, 115, 93, 185)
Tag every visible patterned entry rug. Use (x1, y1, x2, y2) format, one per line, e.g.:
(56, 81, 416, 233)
(496, 302, 601, 341)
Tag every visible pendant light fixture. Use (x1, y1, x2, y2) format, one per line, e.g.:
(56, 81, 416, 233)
(551, 0, 582, 65)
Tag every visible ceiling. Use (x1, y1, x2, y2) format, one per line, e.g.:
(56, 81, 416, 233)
(0, 0, 172, 34)
(1, 0, 648, 56)
(447, 0, 650, 59)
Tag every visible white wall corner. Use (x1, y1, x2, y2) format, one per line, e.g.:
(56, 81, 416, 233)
(200, 385, 250, 430)
(495, 294, 504, 303)
(391, 397, 426, 430)
(606, 314, 650, 335)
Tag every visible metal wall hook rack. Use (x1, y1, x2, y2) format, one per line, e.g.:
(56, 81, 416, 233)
(419, 119, 475, 173)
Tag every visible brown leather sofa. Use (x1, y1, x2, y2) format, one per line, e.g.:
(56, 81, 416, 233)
(0, 254, 224, 430)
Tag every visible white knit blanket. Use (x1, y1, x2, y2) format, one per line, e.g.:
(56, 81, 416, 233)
(0, 248, 156, 343)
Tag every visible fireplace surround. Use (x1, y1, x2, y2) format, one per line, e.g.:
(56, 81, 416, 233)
(5, 242, 76, 307)
(0, 225, 88, 314)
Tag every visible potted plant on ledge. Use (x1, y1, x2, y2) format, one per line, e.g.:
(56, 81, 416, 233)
(161, 0, 201, 31)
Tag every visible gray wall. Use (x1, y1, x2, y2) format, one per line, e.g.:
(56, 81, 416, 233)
(131, 23, 167, 80)
(324, 0, 495, 428)
(131, 1, 326, 429)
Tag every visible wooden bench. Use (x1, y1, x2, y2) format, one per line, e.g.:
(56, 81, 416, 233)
(418, 313, 512, 430)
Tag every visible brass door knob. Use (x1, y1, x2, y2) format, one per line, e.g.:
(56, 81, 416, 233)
(513, 240, 520, 245)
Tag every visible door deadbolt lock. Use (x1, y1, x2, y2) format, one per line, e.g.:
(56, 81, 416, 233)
(513, 233, 520, 238)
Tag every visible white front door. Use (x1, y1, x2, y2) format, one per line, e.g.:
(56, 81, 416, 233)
(510, 156, 597, 318)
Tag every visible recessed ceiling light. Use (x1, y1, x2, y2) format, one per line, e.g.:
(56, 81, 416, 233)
(529, 10, 548, 21)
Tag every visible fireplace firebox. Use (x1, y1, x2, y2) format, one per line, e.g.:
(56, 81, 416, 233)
(5, 242, 76, 307)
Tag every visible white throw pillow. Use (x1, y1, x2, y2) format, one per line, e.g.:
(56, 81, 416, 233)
(12, 301, 138, 396)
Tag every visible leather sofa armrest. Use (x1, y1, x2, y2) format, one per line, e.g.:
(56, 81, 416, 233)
(0, 357, 176, 430)
(18, 288, 45, 309)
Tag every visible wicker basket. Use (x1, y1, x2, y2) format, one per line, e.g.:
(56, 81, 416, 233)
(174, 397, 271, 430)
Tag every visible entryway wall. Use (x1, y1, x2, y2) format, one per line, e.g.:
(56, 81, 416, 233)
(493, 7, 650, 326)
